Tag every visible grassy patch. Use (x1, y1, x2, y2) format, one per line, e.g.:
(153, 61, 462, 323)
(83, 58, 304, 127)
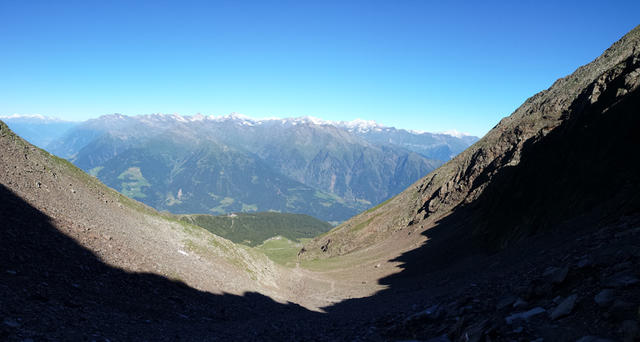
(165, 192, 183, 206)
(255, 236, 309, 267)
(241, 203, 258, 212)
(88, 166, 104, 177)
(220, 197, 235, 206)
(313, 190, 346, 204)
(180, 212, 331, 247)
(117, 167, 150, 199)
(364, 196, 394, 214)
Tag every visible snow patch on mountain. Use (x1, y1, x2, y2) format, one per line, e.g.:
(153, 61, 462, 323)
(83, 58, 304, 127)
(439, 130, 472, 138)
(0, 114, 76, 123)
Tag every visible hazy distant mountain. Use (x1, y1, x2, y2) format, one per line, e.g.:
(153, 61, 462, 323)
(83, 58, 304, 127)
(336, 119, 478, 161)
(45, 114, 476, 221)
(0, 114, 78, 148)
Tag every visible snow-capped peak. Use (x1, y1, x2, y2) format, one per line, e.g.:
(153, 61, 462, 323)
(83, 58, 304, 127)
(335, 118, 386, 133)
(283, 116, 331, 126)
(88, 113, 474, 139)
(0, 113, 73, 122)
(440, 129, 472, 138)
(171, 114, 188, 123)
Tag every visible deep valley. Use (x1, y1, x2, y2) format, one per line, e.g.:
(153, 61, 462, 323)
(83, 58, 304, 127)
(1, 23, 640, 342)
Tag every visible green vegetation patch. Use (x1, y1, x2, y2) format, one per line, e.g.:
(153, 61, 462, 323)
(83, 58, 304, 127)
(365, 196, 395, 214)
(88, 166, 104, 177)
(255, 236, 310, 266)
(241, 203, 258, 212)
(180, 212, 331, 247)
(117, 167, 151, 199)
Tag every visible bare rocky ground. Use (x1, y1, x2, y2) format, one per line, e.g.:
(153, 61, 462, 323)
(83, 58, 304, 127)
(358, 214, 640, 341)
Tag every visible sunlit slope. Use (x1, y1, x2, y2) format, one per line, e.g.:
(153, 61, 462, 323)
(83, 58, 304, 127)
(0, 120, 289, 299)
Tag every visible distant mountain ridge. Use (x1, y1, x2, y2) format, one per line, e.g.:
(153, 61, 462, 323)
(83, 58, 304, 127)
(40, 114, 476, 222)
(0, 114, 78, 148)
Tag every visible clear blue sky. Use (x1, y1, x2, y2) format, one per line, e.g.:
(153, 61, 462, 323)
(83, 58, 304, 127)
(1, 1, 638, 136)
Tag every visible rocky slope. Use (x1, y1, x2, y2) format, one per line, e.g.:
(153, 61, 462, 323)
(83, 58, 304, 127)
(0, 119, 302, 295)
(0, 120, 349, 340)
(301, 25, 640, 260)
(292, 23, 640, 342)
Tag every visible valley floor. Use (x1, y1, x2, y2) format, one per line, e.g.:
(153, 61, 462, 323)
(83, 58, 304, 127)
(2, 186, 638, 341)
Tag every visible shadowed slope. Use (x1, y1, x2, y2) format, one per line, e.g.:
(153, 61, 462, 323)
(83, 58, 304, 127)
(0, 183, 326, 341)
(299, 25, 640, 341)
(301, 25, 640, 259)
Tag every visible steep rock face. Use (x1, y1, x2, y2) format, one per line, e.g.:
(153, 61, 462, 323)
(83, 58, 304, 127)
(301, 25, 640, 258)
(251, 122, 440, 205)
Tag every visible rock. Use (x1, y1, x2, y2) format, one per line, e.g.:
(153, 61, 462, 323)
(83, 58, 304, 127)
(594, 289, 614, 308)
(496, 295, 517, 310)
(3, 318, 20, 328)
(512, 298, 528, 309)
(603, 272, 639, 288)
(609, 300, 635, 320)
(404, 304, 442, 325)
(463, 318, 488, 342)
(613, 261, 633, 272)
(458, 305, 473, 315)
(576, 257, 592, 268)
(534, 282, 553, 297)
(320, 239, 331, 252)
(575, 337, 614, 342)
(505, 307, 546, 324)
(620, 320, 639, 342)
(550, 294, 578, 320)
(424, 336, 452, 342)
(544, 265, 570, 285)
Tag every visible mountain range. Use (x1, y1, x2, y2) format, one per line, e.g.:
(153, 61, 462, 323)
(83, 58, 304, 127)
(7, 114, 476, 222)
(0, 114, 78, 148)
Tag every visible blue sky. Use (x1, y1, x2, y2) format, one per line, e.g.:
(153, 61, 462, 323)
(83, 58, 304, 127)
(1, 1, 638, 136)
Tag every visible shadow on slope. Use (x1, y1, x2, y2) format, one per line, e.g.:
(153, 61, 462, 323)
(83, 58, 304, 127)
(321, 54, 640, 340)
(0, 184, 321, 341)
(386, 54, 640, 280)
